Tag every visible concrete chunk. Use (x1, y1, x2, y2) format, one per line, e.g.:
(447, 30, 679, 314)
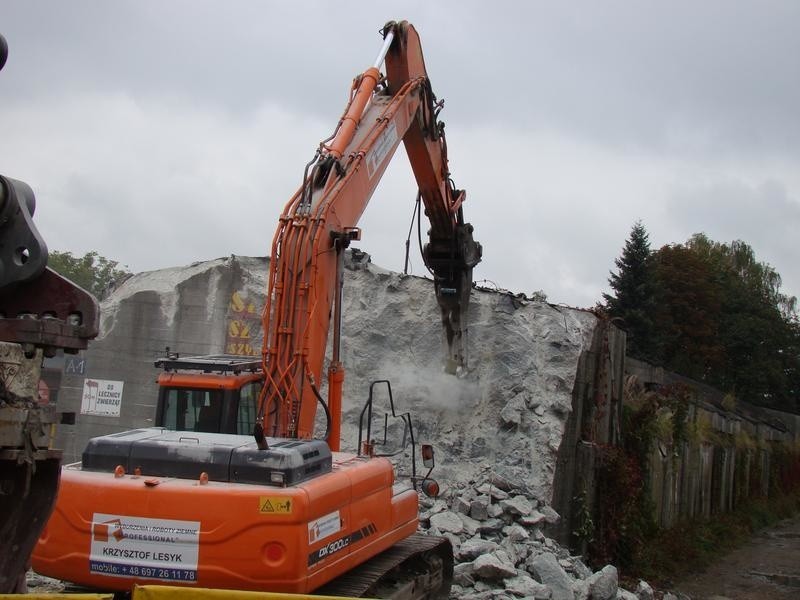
(635, 580, 654, 600)
(520, 509, 547, 527)
(529, 552, 574, 600)
(470, 496, 491, 521)
(538, 505, 561, 524)
(568, 556, 592, 580)
(488, 503, 505, 518)
(500, 401, 523, 427)
(499, 495, 534, 516)
(477, 483, 509, 501)
(453, 496, 472, 515)
(477, 517, 505, 535)
(457, 536, 499, 561)
(459, 512, 482, 536)
(503, 524, 530, 542)
(473, 552, 517, 580)
(429, 510, 464, 535)
(453, 561, 476, 587)
(586, 565, 617, 600)
(504, 572, 552, 598)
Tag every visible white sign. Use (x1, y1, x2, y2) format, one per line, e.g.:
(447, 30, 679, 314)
(81, 378, 124, 417)
(308, 510, 341, 544)
(366, 122, 399, 179)
(89, 513, 200, 582)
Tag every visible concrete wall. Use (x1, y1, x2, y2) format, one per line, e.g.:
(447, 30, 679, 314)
(53, 256, 267, 463)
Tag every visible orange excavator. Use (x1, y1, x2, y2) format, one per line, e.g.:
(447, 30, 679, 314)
(32, 21, 481, 598)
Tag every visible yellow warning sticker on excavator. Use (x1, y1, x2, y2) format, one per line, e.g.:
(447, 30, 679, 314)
(258, 497, 293, 514)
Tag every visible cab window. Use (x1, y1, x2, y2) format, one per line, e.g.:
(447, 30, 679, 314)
(162, 388, 224, 432)
(237, 381, 262, 434)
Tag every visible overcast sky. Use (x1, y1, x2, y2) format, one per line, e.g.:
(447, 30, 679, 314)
(1, 1, 798, 308)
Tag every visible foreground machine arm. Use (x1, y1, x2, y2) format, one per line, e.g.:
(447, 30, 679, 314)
(0, 33, 100, 592)
(260, 21, 481, 445)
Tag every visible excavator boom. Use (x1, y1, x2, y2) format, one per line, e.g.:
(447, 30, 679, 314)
(259, 21, 481, 442)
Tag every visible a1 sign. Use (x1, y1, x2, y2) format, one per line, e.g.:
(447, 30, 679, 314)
(65, 356, 87, 375)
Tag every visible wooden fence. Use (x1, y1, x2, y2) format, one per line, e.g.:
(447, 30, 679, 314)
(628, 358, 795, 528)
(551, 327, 799, 548)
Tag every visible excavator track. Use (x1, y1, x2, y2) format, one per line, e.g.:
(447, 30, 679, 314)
(315, 533, 453, 600)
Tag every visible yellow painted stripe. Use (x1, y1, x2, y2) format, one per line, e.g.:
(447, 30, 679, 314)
(0, 592, 114, 600)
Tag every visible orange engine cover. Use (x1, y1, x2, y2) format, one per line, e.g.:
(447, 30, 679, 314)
(32, 453, 419, 592)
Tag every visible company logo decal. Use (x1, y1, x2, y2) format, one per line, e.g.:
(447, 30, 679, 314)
(307, 523, 377, 567)
(89, 513, 200, 582)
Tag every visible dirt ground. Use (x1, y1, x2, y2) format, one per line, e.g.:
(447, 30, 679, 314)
(672, 515, 800, 600)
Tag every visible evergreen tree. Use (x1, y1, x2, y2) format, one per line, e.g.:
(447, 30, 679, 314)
(603, 221, 658, 361)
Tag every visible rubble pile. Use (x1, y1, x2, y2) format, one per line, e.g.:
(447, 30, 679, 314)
(420, 475, 669, 600)
(336, 254, 599, 502)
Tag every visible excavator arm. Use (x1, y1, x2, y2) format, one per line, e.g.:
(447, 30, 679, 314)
(385, 22, 483, 374)
(258, 21, 481, 446)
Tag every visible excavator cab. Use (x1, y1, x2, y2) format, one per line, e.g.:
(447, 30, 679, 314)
(154, 354, 262, 434)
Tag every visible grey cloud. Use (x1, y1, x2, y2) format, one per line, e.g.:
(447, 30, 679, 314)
(663, 177, 800, 299)
(1, 1, 798, 307)
(3, 1, 799, 158)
